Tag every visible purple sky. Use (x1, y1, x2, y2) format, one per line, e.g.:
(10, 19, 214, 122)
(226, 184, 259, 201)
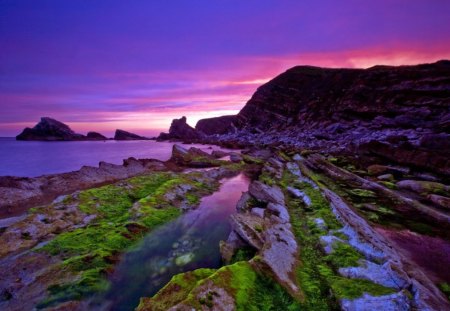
(1, 0, 449, 137)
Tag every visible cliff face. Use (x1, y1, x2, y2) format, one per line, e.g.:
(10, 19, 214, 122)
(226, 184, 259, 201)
(195, 115, 237, 135)
(204, 61, 450, 175)
(234, 60, 450, 133)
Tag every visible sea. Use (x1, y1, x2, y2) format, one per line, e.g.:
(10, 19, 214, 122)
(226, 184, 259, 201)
(0, 137, 231, 178)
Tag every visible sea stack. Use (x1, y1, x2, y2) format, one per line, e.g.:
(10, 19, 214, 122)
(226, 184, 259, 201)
(114, 129, 149, 140)
(16, 117, 86, 141)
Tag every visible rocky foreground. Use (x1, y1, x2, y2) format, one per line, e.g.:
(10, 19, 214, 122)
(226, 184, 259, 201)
(1, 61, 449, 310)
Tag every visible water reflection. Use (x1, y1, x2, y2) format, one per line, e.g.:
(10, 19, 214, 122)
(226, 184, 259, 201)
(94, 173, 250, 311)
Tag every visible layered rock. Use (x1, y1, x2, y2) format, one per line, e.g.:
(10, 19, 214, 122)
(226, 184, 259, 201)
(0, 158, 168, 218)
(114, 129, 149, 140)
(158, 116, 201, 141)
(169, 144, 222, 168)
(195, 115, 237, 135)
(202, 61, 450, 175)
(233, 60, 450, 133)
(16, 117, 88, 141)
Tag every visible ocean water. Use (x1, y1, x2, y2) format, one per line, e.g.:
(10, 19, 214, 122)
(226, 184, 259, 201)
(0, 138, 231, 178)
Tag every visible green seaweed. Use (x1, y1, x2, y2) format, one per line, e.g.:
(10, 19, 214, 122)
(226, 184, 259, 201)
(38, 171, 218, 307)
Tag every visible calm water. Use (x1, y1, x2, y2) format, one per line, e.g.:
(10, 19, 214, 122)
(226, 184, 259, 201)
(93, 173, 250, 311)
(0, 138, 231, 177)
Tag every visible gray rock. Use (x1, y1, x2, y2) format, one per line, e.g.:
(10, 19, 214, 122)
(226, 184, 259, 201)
(339, 260, 409, 289)
(249, 181, 285, 205)
(267, 203, 290, 223)
(230, 152, 243, 163)
(236, 192, 252, 212)
(341, 291, 411, 311)
(287, 187, 312, 206)
(378, 174, 394, 181)
(251, 208, 265, 218)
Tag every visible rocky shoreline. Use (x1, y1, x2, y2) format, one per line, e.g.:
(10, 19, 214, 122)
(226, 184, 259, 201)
(1, 61, 449, 310)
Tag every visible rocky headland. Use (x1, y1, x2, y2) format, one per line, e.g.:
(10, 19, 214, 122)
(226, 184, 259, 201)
(2, 61, 450, 310)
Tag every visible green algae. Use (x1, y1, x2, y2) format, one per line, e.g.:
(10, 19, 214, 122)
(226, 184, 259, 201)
(138, 261, 300, 311)
(438, 283, 450, 301)
(38, 171, 219, 308)
(137, 268, 215, 310)
(285, 182, 396, 309)
(230, 247, 256, 264)
(325, 241, 363, 268)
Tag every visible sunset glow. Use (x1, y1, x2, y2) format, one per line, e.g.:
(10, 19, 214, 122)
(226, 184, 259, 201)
(1, 0, 449, 137)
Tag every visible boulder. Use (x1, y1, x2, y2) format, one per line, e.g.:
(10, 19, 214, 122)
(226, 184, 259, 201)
(396, 180, 449, 195)
(169, 144, 219, 167)
(211, 150, 229, 158)
(248, 181, 285, 205)
(229, 153, 243, 163)
(428, 194, 450, 210)
(16, 117, 86, 141)
(114, 129, 148, 140)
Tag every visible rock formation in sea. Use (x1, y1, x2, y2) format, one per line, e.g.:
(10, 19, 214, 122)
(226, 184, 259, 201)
(16, 117, 109, 141)
(86, 131, 108, 140)
(16, 117, 87, 141)
(157, 116, 201, 141)
(195, 115, 237, 135)
(114, 129, 149, 140)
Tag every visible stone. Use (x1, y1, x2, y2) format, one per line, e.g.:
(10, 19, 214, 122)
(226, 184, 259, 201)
(428, 194, 450, 210)
(195, 115, 237, 135)
(250, 207, 265, 218)
(377, 174, 394, 181)
(339, 260, 409, 289)
(86, 131, 107, 140)
(175, 253, 195, 266)
(16, 117, 87, 141)
(236, 192, 252, 212)
(367, 165, 390, 176)
(229, 153, 243, 163)
(157, 116, 201, 141)
(341, 291, 411, 311)
(286, 187, 311, 206)
(114, 129, 148, 140)
(211, 150, 229, 158)
(248, 181, 285, 205)
(396, 180, 449, 195)
(267, 203, 290, 223)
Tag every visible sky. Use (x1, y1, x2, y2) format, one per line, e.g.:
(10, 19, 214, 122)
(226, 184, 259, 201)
(1, 1, 450, 137)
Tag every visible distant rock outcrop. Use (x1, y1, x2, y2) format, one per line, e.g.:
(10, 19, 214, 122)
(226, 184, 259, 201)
(16, 117, 87, 141)
(114, 129, 148, 140)
(157, 116, 201, 141)
(195, 115, 237, 135)
(86, 131, 108, 140)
